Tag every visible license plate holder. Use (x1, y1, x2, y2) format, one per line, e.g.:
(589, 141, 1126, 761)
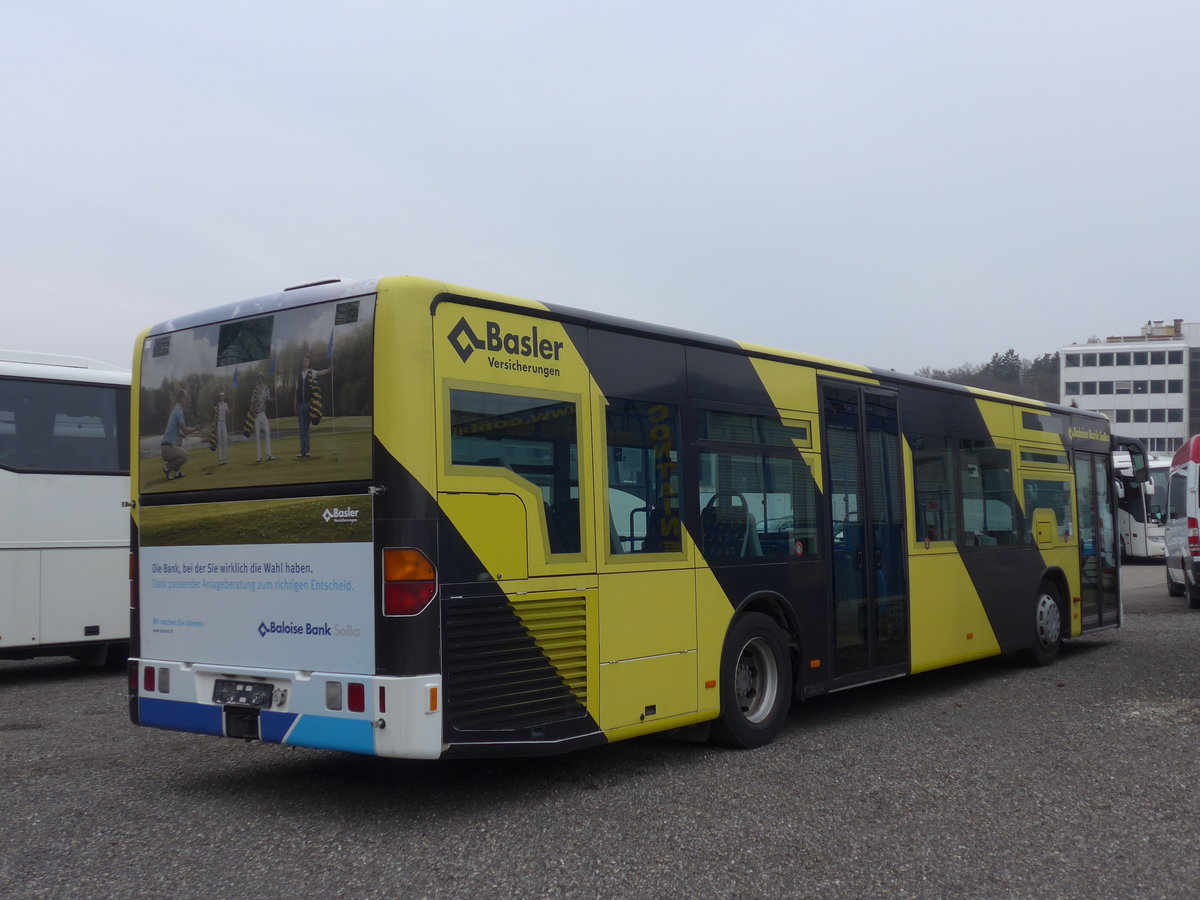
(213, 678, 274, 708)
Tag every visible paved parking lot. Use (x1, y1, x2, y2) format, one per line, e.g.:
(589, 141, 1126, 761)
(2, 562, 1197, 899)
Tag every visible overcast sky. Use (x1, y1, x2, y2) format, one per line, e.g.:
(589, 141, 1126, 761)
(4, 2, 1198, 375)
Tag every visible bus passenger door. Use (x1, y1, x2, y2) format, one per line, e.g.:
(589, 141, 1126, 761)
(822, 383, 909, 685)
(1074, 451, 1120, 630)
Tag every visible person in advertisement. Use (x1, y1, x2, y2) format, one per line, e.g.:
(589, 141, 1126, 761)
(294, 353, 332, 459)
(161, 388, 199, 481)
(213, 390, 230, 465)
(248, 374, 275, 463)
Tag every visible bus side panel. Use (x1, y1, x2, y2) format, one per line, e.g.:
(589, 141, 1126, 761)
(0, 549, 40, 649)
(40, 546, 127, 646)
(908, 550, 1001, 672)
(898, 386, 1063, 657)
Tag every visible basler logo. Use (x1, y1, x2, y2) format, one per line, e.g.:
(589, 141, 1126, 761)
(447, 316, 565, 364)
(322, 507, 359, 523)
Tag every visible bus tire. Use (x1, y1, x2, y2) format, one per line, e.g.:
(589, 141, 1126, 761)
(710, 612, 792, 749)
(1021, 582, 1062, 667)
(1167, 563, 1185, 597)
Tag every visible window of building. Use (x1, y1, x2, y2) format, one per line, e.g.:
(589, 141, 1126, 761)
(1082, 382, 1097, 395)
(1150, 408, 1166, 423)
(1098, 352, 1113, 366)
(1134, 351, 1148, 365)
(1151, 380, 1166, 393)
(1115, 352, 1131, 366)
(1169, 350, 1184, 365)
(449, 389, 581, 554)
(1098, 381, 1114, 394)
(1168, 379, 1183, 393)
(1168, 408, 1184, 423)
(1082, 353, 1097, 367)
(1115, 381, 1132, 394)
(1115, 409, 1131, 423)
(1133, 381, 1148, 394)
(606, 399, 683, 555)
(1151, 351, 1166, 365)
(1065, 382, 1080, 395)
(1133, 409, 1148, 423)
(1064, 353, 1080, 367)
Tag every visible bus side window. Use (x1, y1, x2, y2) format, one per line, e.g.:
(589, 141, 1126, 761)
(605, 400, 683, 555)
(1023, 478, 1074, 542)
(910, 433, 960, 544)
(449, 389, 581, 554)
(959, 441, 1020, 547)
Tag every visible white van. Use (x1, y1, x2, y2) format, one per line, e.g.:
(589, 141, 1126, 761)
(1164, 434, 1200, 608)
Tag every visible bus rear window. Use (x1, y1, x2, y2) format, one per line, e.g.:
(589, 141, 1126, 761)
(137, 295, 376, 494)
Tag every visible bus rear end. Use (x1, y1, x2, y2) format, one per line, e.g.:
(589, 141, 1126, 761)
(129, 279, 442, 758)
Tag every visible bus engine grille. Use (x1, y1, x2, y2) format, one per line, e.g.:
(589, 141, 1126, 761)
(444, 594, 588, 732)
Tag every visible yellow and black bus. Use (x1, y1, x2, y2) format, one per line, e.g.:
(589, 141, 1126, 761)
(128, 276, 1123, 758)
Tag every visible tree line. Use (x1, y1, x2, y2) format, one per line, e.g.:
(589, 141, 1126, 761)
(914, 349, 1060, 403)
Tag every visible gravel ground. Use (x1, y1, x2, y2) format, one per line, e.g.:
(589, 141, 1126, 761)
(1, 562, 1197, 899)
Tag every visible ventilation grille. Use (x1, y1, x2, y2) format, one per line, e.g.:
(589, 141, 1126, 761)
(444, 595, 588, 732)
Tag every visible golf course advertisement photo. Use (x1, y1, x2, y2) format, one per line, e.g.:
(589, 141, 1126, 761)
(137, 295, 375, 493)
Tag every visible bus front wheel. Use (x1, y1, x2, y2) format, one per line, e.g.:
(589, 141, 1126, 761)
(1021, 582, 1063, 667)
(710, 612, 792, 749)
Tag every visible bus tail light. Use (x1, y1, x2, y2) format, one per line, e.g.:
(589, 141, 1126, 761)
(382, 549, 436, 616)
(143, 665, 155, 693)
(347, 682, 366, 713)
(1188, 517, 1200, 558)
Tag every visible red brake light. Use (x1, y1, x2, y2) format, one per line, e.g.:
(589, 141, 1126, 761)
(143, 665, 155, 693)
(347, 682, 366, 713)
(1188, 517, 1200, 557)
(382, 549, 436, 616)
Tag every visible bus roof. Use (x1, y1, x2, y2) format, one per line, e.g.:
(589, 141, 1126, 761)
(0, 349, 129, 384)
(145, 274, 1105, 424)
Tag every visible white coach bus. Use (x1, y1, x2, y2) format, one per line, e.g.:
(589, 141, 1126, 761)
(0, 350, 130, 664)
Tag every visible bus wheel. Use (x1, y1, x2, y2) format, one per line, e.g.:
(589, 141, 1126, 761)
(710, 612, 792, 749)
(1021, 583, 1062, 667)
(1167, 563, 1185, 597)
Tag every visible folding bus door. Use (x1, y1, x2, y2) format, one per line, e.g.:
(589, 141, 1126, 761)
(822, 382, 909, 686)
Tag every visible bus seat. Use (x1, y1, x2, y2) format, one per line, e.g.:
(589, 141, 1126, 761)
(702, 493, 756, 559)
